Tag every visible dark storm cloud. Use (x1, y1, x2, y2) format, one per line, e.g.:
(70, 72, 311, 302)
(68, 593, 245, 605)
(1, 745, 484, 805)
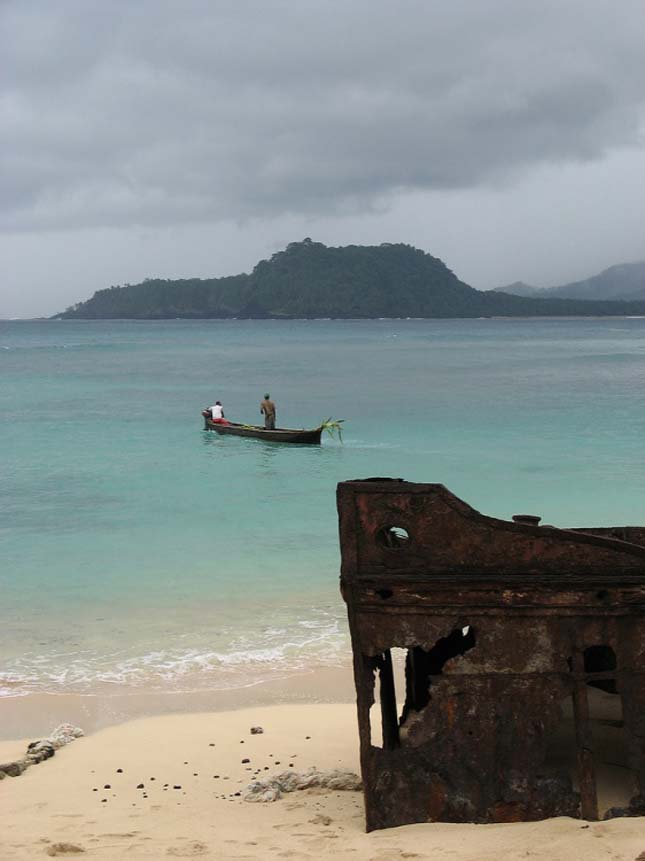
(2, 0, 644, 231)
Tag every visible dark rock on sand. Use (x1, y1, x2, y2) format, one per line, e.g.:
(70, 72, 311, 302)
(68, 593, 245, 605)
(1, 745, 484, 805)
(0, 725, 83, 782)
(45, 842, 85, 856)
(0, 760, 29, 777)
(27, 740, 55, 763)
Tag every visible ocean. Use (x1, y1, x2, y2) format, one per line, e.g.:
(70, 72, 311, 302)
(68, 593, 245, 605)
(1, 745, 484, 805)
(2, 318, 645, 699)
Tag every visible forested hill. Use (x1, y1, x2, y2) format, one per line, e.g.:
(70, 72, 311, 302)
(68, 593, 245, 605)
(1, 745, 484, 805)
(54, 240, 645, 319)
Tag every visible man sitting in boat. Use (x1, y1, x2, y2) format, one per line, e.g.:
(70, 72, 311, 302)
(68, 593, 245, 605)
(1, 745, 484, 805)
(209, 401, 226, 423)
(260, 393, 276, 430)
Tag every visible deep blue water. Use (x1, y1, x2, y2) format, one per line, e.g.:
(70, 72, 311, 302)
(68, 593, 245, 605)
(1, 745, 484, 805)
(2, 318, 644, 696)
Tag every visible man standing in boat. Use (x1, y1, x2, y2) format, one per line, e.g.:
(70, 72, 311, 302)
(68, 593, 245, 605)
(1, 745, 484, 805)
(260, 393, 276, 429)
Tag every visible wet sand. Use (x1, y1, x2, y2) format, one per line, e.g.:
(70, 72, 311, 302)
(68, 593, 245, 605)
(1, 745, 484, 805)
(0, 665, 356, 740)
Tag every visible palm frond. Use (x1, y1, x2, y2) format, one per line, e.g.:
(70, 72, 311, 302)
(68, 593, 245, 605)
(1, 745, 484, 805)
(320, 417, 345, 443)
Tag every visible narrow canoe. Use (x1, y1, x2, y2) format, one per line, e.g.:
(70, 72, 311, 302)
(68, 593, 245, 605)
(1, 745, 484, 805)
(202, 414, 323, 444)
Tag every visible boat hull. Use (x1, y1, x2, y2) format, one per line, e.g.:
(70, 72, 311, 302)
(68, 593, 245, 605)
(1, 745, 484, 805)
(203, 417, 322, 444)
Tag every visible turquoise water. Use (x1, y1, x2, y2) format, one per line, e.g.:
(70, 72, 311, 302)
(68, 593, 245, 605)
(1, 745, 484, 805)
(2, 318, 645, 697)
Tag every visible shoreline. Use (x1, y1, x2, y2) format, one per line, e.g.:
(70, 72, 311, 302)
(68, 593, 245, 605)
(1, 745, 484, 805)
(11, 314, 645, 322)
(0, 664, 356, 740)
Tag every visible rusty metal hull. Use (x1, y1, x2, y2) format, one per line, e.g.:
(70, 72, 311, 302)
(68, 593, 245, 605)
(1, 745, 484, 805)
(337, 479, 645, 831)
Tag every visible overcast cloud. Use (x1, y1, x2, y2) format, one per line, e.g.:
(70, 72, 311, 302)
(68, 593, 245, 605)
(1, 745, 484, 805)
(1, 0, 645, 316)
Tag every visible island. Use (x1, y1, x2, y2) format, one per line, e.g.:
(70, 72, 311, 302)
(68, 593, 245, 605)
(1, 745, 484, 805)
(54, 239, 645, 319)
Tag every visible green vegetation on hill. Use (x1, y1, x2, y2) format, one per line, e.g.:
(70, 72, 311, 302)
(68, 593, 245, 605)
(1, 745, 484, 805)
(55, 240, 645, 319)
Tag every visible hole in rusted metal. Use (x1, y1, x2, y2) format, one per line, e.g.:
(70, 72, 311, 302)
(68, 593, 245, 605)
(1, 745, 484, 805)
(401, 626, 476, 721)
(368, 651, 401, 751)
(587, 684, 633, 817)
(585, 645, 618, 694)
(368, 664, 383, 750)
(376, 526, 410, 548)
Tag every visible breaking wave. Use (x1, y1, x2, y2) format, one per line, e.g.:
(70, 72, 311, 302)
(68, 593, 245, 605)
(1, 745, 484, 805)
(0, 611, 350, 698)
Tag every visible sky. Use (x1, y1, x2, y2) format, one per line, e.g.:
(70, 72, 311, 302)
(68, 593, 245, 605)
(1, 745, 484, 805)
(2, 0, 645, 318)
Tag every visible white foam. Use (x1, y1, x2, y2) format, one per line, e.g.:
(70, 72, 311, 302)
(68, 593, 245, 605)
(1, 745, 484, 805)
(0, 611, 349, 697)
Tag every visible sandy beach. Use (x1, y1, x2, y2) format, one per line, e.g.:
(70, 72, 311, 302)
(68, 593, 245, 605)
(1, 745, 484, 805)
(1, 700, 645, 860)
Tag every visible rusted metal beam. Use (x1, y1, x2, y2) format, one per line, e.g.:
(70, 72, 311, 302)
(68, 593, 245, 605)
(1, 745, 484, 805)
(571, 645, 598, 820)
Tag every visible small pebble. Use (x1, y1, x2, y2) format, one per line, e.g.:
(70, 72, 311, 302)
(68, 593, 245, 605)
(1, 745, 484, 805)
(173, 785, 182, 790)
(137, 783, 144, 789)
(250, 726, 264, 735)
(241, 758, 250, 764)
(116, 768, 123, 773)
(103, 784, 111, 789)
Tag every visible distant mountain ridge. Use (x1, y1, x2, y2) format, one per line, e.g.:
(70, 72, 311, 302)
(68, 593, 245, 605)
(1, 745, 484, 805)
(495, 261, 645, 302)
(493, 281, 541, 298)
(55, 240, 645, 320)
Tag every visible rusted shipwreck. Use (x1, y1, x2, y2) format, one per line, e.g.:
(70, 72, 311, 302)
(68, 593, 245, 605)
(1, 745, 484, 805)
(337, 478, 645, 830)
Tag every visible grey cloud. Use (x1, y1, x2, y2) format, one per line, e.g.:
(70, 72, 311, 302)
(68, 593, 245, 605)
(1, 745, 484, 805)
(2, 0, 645, 231)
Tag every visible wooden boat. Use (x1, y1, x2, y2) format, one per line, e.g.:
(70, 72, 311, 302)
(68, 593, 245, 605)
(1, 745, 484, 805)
(202, 412, 323, 444)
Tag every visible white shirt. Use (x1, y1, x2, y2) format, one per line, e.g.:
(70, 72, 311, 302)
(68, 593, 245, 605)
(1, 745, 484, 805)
(211, 404, 224, 419)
